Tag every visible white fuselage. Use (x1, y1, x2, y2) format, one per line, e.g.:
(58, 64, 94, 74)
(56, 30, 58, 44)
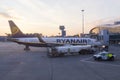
(15, 37, 102, 46)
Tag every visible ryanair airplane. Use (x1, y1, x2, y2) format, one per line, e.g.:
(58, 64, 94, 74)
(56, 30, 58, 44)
(8, 20, 102, 50)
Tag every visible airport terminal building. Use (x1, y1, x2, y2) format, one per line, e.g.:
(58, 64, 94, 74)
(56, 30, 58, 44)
(89, 21, 120, 45)
(0, 36, 7, 42)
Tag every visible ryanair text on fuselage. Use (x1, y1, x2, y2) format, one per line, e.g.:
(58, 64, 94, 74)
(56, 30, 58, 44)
(56, 39, 90, 44)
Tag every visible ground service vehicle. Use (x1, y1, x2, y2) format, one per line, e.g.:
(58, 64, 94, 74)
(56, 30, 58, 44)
(47, 45, 95, 57)
(93, 51, 115, 61)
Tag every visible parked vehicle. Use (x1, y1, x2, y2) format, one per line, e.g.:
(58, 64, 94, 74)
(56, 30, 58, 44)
(47, 45, 95, 57)
(93, 51, 115, 61)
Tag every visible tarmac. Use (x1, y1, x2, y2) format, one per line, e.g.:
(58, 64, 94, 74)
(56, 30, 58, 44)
(0, 42, 120, 80)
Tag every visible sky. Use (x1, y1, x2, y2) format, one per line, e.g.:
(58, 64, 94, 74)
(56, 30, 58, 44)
(0, 0, 120, 36)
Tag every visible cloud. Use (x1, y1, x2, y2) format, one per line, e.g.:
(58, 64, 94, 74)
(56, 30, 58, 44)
(0, 12, 12, 18)
(0, 11, 23, 20)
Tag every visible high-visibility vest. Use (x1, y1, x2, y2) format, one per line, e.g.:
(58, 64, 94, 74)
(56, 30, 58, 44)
(108, 53, 112, 57)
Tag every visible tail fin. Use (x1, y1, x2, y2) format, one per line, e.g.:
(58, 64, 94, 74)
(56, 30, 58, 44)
(8, 20, 25, 38)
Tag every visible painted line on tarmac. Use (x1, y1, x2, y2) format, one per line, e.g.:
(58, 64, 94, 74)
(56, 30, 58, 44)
(80, 58, 120, 67)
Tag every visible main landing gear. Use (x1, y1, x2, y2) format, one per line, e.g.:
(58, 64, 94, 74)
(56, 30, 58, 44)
(24, 45, 30, 51)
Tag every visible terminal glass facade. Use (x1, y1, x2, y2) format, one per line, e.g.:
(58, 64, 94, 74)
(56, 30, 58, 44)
(89, 25, 120, 44)
(89, 26, 120, 34)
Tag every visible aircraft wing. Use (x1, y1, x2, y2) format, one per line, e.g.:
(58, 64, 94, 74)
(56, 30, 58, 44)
(37, 35, 65, 47)
(7, 38, 49, 47)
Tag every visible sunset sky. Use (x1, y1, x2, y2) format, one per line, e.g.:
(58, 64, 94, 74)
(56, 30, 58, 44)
(0, 0, 120, 36)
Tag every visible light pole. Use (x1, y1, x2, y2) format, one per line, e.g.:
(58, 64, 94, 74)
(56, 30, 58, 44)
(81, 10, 84, 34)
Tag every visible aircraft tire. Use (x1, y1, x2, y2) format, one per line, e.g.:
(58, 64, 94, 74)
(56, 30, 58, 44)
(109, 57, 114, 61)
(59, 53, 65, 57)
(79, 49, 88, 55)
